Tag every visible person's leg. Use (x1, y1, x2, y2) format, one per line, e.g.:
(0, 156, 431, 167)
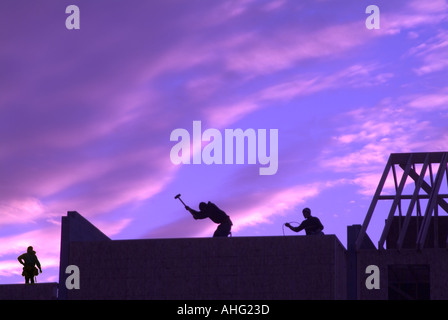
(213, 222, 231, 237)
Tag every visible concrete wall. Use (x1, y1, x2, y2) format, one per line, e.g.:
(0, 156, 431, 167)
(0, 283, 58, 300)
(357, 248, 448, 300)
(58, 211, 110, 300)
(65, 235, 347, 300)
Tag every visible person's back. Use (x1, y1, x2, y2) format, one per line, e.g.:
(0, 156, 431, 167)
(18, 246, 42, 284)
(186, 201, 232, 237)
(18, 252, 38, 266)
(203, 202, 230, 224)
(301, 216, 324, 235)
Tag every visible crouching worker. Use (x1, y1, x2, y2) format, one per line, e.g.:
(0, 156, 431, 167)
(18, 246, 42, 284)
(285, 207, 324, 235)
(186, 201, 233, 237)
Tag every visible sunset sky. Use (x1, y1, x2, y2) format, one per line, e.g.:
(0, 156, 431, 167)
(1, 0, 448, 284)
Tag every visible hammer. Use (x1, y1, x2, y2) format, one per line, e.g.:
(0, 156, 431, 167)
(174, 194, 187, 208)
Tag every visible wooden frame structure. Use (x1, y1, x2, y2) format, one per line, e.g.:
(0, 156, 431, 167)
(355, 152, 448, 250)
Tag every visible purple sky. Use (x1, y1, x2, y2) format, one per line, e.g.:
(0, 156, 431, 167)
(1, 0, 448, 284)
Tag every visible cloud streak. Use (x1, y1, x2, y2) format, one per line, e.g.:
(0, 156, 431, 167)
(321, 88, 448, 195)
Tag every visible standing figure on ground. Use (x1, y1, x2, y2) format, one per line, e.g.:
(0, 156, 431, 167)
(18, 246, 42, 284)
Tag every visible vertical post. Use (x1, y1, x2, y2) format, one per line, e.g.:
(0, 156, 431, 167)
(392, 164, 403, 230)
(347, 225, 359, 300)
(378, 154, 413, 249)
(434, 204, 439, 248)
(355, 156, 392, 250)
(417, 153, 448, 250)
(396, 154, 429, 250)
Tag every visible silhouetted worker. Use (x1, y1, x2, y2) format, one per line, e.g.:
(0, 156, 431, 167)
(18, 246, 42, 284)
(285, 207, 324, 235)
(186, 201, 233, 237)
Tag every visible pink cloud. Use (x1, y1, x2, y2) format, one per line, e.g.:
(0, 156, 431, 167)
(0, 260, 24, 277)
(196, 0, 448, 79)
(194, 0, 257, 27)
(43, 154, 178, 219)
(230, 182, 330, 233)
(408, 88, 448, 109)
(138, 5, 380, 84)
(0, 198, 46, 226)
(326, 119, 430, 173)
(408, 0, 448, 13)
(0, 256, 60, 280)
(203, 101, 260, 128)
(377, 0, 448, 36)
(259, 64, 390, 100)
(0, 227, 60, 259)
(146, 179, 346, 239)
(408, 31, 448, 75)
(214, 0, 445, 78)
(261, 0, 286, 12)
(94, 218, 133, 238)
(203, 63, 392, 127)
(222, 21, 370, 76)
(321, 91, 448, 195)
(351, 171, 398, 197)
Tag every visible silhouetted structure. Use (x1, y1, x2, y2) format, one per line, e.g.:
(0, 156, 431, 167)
(354, 151, 448, 300)
(17, 246, 42, 284)
(186, 201, 233, 237)
(59, 214, 347, 300)
(285, 207, 324, 235)
(58, 210, 110, 300)
(0, 283, 57, 300)
(1, 152, 448, 300)
(357, 152, 448, 250)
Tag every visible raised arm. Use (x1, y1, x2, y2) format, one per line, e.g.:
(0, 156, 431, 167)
(186, 206, 208, 220)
